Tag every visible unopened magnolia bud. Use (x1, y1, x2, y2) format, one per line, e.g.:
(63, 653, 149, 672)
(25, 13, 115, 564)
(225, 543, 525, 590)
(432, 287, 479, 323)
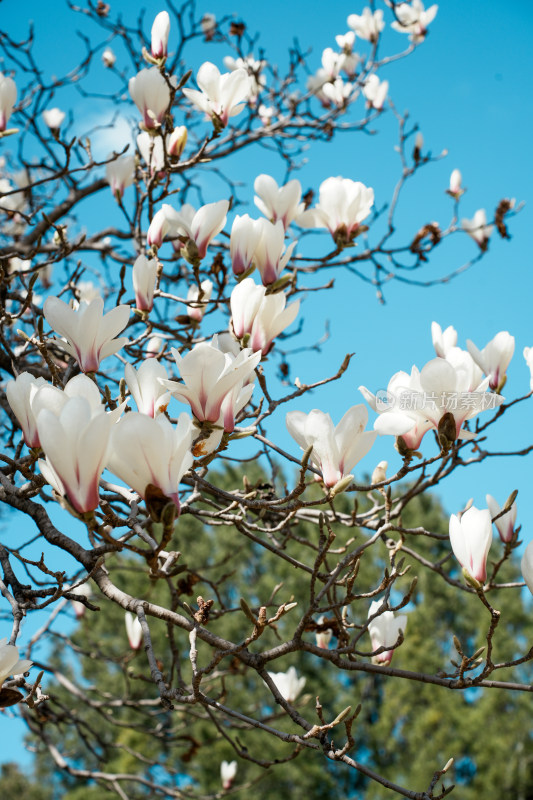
(102, 48, 116, 68)
(167, 126, 187, 158)
(371, 460, 388, 485)
(413, 131, 423, 163)
(438, 412, 456, 452)
(330, 474, 354, 496)
(181, 238, 200, 264)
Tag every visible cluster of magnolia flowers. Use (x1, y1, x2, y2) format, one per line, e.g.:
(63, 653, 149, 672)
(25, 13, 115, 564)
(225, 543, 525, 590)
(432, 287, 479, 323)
(306, 2, 437, 110)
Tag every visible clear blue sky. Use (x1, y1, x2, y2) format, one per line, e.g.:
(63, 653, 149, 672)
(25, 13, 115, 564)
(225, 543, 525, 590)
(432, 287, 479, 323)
(1, 0, 532, 770)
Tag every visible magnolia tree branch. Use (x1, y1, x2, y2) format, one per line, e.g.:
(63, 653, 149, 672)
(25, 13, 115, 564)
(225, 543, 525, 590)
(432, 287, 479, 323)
(0, 1, 529, 799)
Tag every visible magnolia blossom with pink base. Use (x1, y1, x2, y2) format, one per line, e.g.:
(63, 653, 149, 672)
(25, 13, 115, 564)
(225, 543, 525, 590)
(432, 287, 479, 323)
(254, 174, 305, 229)
(230, 278, 299, 355)
(125, 612, 143, 650)
(160, 338, 260, 432)
(286, 405, 376, 488)
(368, 601, 407, 665)
(105, 155, 135, 200)
(315, 616, 333, 649)
(266, 666, 306, 702)
(182, 62, 251, 127)
(360, 357, 503, 450)
(521, 542, 533, 596)
(108, 412, 194, 511)
(129, 67, 171, 130)
(486, 494, 517, 544)
(37, 396, 116, 514)
(220, 760, 237, 790)
(132, 254, 158, 311)
(449, 506, 492, 583)
(44, 296, 130, 373)
(151, 11, 170, 58)
(253, 218, 296, 285)
(466, 331, 515, 392)
(230, 214, 263, 275)
(298, 176, 374, 243)
(187, 279, 213, 322)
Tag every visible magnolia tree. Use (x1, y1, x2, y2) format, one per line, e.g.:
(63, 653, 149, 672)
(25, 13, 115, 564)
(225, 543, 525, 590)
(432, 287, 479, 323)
(0, 1, 530, 798)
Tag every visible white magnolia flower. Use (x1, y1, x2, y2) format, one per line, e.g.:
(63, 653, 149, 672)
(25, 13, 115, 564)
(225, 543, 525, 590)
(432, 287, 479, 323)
(160, 338, 261, 432)
(149, 200, 228, 259)
(0, 639, 32, 687)
(347, 8, 385, 42)
(230, 214, 263, 275)
(253, 218, 296, 285)
(187, 279, 213, 322)
(466, 331, 515, 392)
(230, 278, 299, 355)
(267, 666, 306, 702)
(521, 541, 533, 596)
(368, 601, 407, 665)
(129, 67, 171, 130)
(74, 281, 101, 307)
(37, 395, 117, 514)
(462, 208, 493, 250)
(6, 372, 49, 448)
(132, 254, 158, 312)
(322, 77, 354, 108)
(220, 760, 237, 790)
(0, 73, 17, 131)
(124, 359, 170, 417)
(106, 155, 135, 200)
(108, 412, 194, 511)
(286, 405, 376, 488)
(32, 373, 124, 425)
(146, 335, 165, 358)
(182, 62, 251, 128)
(42, 108, 66, 131)
(137, 131, 165, 173)
(362, 74, 389, 110)
(102, 48, 116, 68)
(254, 174, 305, 229)
(447, 168, 464, 199)
(319, 47, 343, 80)
(449, 506, 492, 583)
(67, 582, 92, 619)
(43, 296, 130, 373)
(167, 126, 187, 158)
(359, 357, 503, 450)
(125, 612, 143, 650)
(147, 207, 173, 248)
(335, 32, 360, 77)
(298, 176, 374, 247)
(258, 103, 275, 125)
(315, 616, 333, 649)
(524, 346, 533, 392)
(391, 0, 438, 43)
(223, 54, 266, 103)
(431, 322, 457, 358)
(486, 494, 517, 544)
(151, 10, 170, 59)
